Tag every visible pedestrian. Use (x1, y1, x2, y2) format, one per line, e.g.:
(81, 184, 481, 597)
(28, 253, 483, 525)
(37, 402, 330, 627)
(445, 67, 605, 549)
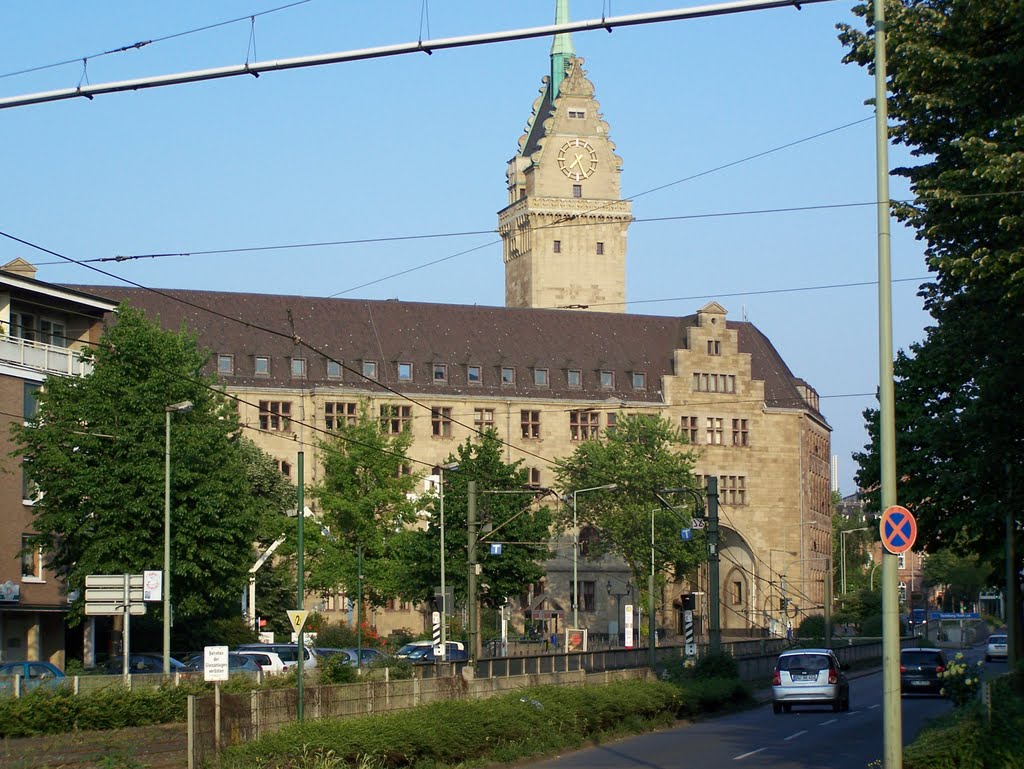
(550, 632, 559, 649)
(786, 621, 794, 643)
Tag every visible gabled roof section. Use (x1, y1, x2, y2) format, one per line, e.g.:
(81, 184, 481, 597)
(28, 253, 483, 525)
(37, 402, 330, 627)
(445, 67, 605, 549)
(1, 269, 118, 313)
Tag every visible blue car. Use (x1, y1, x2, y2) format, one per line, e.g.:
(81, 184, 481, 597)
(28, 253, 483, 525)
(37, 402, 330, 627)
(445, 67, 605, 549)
(0, 661, 66, 695)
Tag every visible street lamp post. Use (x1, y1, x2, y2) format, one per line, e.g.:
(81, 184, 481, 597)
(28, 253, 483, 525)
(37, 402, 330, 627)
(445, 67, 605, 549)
(163, 400, 193, 675)
(782, 555, 833, 647)
(570, 484, 617, 629)
(769, 548, 797, 634)
(840, 527, 870, 596)
(606, 578, 632, 646)
(436, 463, 459, 662)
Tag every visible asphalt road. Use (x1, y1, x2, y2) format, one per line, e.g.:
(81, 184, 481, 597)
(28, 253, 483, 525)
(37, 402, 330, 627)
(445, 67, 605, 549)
(520, 645, 1005, 769)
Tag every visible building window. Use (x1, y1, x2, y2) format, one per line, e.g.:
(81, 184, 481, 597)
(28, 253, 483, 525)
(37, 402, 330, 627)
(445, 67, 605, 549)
(573, 184, 582, 198)
(467, 365, 482, 384)
(363, 361, 378, 379)
(291, 358, 306, 378)
(327, 360, 343, 379)
(899, 581, 907, 603)
(567, 369, 582, 388)
(431, 407, 453, 438)
(606, 412, 617, 430)
(574, 580, 596, 612)
(380, 404, 413, 434)
(325, 402, 358, 430)
(521, 410, 541, 439)
(693, 373, 736, 393)
(258, 401, 292, 432)
(897, 553, 906, 569)
(474, 408, 495, 429)
(21, 534, 41, 580)
(527, 468, 543, 489)
(277, 460, 292, 479)
(631, 372, 646, 390)
(534, 368, 549, 387)
(579, 526, 599, 557)
(600, 370, 614, 389)
(433, 363, 448, 383)
(732, 580, 743, 605)
(719, 475, 747, 505)
(681, 416, 698, 443)
(731, 418, 749, 446)
(254, 356, 270, 376)
(23, 383, 40, 419)
(706, 417, 724, 445)
(570, 410, 600, 441)
(568, 109, 585, 118)
(707, 340, 721, 356)
(553, 240, 561, 253)
(596, 242, 604, 255)
(501, 367, 516, 385)
(397, 362, 413, 381)
(40, 318, 67, 347)
(217, 354, 234, 375)
(22, 459, 37, 502)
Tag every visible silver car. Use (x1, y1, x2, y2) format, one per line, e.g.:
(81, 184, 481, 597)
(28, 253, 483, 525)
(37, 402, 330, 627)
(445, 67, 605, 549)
(772, 648, 850, 713)
(985, 634, 1008, 662)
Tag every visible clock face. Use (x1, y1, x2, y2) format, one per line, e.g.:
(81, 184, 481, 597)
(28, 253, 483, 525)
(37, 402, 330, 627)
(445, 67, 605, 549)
(557, 139, 598, 181)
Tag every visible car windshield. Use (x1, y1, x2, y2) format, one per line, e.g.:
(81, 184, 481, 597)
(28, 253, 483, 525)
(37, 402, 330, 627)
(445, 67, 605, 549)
(990, 635, 1007, 644)
(397, 644, 423, 656)
(406, 647, 430, 659)
(778, 654, 830, 672)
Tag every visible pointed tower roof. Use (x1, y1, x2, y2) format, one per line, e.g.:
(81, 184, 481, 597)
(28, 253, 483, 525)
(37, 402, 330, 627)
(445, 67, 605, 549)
(550, 0, 575, 101)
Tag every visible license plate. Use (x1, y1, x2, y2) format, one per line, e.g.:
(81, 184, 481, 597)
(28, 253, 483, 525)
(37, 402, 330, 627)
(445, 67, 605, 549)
(911, 681, 930, 686)
(792, 674, 816, 682)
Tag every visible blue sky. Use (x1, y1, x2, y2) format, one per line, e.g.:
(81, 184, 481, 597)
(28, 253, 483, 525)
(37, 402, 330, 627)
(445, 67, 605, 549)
(0, 1, 931, 494)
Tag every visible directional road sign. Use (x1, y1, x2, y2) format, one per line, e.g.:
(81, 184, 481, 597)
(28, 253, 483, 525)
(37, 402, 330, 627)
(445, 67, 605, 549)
(84, 574, 146, 615)
(880, 505, 917, 555)
(85, 587, 144, 603)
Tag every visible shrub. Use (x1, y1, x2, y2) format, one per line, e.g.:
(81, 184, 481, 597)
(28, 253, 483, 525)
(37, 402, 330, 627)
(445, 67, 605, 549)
(693, 651, 738, 680)
(938, 653, 983, 707)
(317, 654, 360, 685)
(798, 615, 828, 640)
(314, 619, 382, 650)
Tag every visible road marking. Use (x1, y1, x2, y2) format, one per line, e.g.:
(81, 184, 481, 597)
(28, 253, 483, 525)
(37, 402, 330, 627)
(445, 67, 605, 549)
(819, 718, 838, 726)
(734, 748, 766, 760)
(785, 730, 808, 741)
(870, 704, 881, 709)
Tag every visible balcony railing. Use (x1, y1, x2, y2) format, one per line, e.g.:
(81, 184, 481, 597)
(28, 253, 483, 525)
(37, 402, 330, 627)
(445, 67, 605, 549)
(0, 334, 92, 377)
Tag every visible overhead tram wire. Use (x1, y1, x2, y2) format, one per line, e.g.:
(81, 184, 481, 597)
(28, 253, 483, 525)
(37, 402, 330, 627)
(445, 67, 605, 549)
(0, 229, 558, 472)
(0, 0, 835, 110)
(0, 0, 316, 81)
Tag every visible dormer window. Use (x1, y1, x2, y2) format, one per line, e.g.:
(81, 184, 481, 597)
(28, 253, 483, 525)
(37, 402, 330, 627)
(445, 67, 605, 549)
(218, 354, 234, 375)
(568, 110, 585, 119)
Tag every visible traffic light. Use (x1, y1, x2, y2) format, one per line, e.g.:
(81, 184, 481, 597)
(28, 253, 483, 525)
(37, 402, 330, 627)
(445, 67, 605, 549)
(681, 594, 696, 611)
(780, 597, 788, 611)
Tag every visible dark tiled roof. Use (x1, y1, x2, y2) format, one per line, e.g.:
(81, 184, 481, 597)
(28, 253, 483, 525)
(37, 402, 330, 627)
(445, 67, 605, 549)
(73, 286, 821, 418)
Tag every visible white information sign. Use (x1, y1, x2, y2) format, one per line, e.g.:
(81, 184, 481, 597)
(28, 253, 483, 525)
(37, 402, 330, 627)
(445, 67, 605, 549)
(204, 645, 230, 682)
(624, 604, 634, 648)
(143, 570, 162, 601)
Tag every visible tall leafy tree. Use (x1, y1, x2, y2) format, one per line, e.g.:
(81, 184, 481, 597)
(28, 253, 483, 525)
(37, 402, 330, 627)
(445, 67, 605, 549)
(841, 1, 1023, 634)
(13, 305, 288, 623)
(553, 413, 702, 588)
(307, 402, 421, 606)
(394, 430, 554, 609)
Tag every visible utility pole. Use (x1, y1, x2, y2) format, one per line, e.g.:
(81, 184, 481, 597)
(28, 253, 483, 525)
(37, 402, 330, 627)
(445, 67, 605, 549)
(296, 451, 304, 722)
(708, 477, 721, 654)
(467, 480, 479, 664)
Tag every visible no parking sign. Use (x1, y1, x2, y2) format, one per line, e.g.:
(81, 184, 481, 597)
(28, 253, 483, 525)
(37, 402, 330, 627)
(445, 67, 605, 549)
(880, 505, 917, 554)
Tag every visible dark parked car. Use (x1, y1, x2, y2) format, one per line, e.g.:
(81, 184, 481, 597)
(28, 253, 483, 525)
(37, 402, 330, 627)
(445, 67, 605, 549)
(186, 652, 262, 675)
(772, 648, 849, 713)
(900, 648, 947, 695)
(317, 647, 390, 666)
(101, 654, 187, 674)
(408, 643, 469, 663)
(0, 661, 65, 694)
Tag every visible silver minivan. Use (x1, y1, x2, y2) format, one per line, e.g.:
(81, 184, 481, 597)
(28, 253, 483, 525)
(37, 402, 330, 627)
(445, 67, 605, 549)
(772, 648, 850, 713)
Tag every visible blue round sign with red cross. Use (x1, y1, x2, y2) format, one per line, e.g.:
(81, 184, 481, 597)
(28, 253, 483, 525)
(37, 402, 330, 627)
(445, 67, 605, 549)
(880, 505, 917, 554)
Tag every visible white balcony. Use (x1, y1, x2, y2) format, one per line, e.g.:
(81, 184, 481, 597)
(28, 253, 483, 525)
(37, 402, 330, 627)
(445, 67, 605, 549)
(0, 334, 92, 377)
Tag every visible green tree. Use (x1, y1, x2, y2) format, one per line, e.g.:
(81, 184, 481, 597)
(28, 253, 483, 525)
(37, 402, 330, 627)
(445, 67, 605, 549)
(553, 413, 702, 589)
(841, 1, 1023, 633)
(13, 305, 289, 625)
(307, 402, 421, 606)
(394, 430, 554, 610)
(922, 548, 992, 612)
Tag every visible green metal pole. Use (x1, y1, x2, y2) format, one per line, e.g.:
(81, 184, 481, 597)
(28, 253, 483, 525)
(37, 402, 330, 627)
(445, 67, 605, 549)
(297, 450, 304, 722)
(468, 480, 478, 664)
(163, 410, 171, 676)
(872, 2, 901, 764)
(357, 543, 363, 662)
(1007, 464, 1018, 670)
(708, 477, 721, 654)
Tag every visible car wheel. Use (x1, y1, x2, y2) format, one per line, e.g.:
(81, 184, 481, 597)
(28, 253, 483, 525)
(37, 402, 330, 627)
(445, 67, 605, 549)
(985, 655, 991, 662)
(773, 702, 782, 714)
(843, 695, 851, 712)
(832, 698, 842, 712)
(783, 704, 792, 713)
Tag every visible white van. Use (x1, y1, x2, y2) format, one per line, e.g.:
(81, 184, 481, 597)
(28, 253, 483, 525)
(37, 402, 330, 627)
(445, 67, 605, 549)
(395, 639, 465, 658)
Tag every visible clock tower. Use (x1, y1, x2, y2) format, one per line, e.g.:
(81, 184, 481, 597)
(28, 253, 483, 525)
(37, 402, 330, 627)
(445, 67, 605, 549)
(499, 0, 632, 312)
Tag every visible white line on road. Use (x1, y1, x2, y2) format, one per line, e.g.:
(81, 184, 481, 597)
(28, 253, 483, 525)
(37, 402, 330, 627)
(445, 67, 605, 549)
(819, 718, 838, 726)
(870, 704, 881, 709)
(784, 730, 808, 741)
(734, 748, 767, 760)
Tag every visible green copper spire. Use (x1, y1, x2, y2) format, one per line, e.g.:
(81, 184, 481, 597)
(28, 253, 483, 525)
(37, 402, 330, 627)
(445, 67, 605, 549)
(550, 0, 575, 101)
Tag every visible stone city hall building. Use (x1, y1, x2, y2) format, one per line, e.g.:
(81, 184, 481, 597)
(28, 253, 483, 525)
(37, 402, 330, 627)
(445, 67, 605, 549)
(1, 1, 831, 660)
